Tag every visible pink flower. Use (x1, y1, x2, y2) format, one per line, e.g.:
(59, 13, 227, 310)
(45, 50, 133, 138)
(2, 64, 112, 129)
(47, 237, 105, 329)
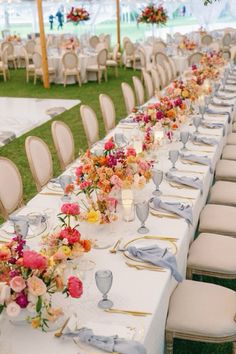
(67, 276, 83, 298)
(23, 250, 48, 270)
(6, 302, 21, 317)
(110, 175, 122, 189)
(104, 139, 115, 151)
(107, 197, 118, 212)
(126, 147, 136, 157)
(156, 111, 164, 120)
(27, 276, 47, 296)
(15, 292, 28, 308)
(79, 181, 92, 190)
(75, 166, 83, 177)
(10, 276, 26, 293)
(61, 203, 80, 215)
(59, 227, 81, 244)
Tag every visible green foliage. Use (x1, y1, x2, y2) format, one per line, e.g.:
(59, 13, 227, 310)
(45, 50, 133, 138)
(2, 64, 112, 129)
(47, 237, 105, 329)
(203, 0, 219, 5)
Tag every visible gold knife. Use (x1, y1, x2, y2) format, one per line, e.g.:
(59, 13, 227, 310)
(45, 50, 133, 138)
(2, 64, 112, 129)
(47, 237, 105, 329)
(109, 238, 122, 254)
(105, 308, 152, 316)
(54, 317, 70, 337)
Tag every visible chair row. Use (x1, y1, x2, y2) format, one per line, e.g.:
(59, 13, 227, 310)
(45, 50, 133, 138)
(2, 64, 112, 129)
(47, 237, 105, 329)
(165, 107, 236, 353)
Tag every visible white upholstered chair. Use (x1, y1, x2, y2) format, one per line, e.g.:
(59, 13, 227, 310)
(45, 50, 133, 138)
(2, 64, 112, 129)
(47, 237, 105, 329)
(166, 280, 236, 354)
(188, 52, 203, 66)
(222, 33, 232, 48)
(25, 136, 53, 192)
(151, 68, 161, 92)
(0, 157, 24, 220)
(62, 51, 81, 87)
(124, 41, 140, 70)
(132, 76, 145, 106)
(143, 70, 154, 100)
(121, 82, 136, 115)
(86, 48, 108, 84)
(106, 44, 119, 77)
(169, 57, 177, 79)
(32, 52, 56, 85)
(201, 34, 213, 47)
(22, 47, 35, 83)
(1, 42, 17, 69)
(25, 40, 36, 62)
(80, 105, 100, 148)
(89, 35, 99, 49)
(51, 121, 75, 171)
(99, 94, 116, 134)
(0, 47, 9, 81)
(156, 63, 168, 89)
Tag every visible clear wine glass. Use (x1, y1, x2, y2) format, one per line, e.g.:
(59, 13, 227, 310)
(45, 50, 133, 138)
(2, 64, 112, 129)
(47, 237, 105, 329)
(169, 150, 179, 171)
(59, 175, 72, 202)
(193, 116, 201, 134)
(199, 105, 206, 120)
(205, 95, 211, 110)
(180, 131, 189, 151)
(95, 270, 113, 309)
(152, 169, 163, 196)
(136, 201, 149, 234)
(11, 216, 29, 238)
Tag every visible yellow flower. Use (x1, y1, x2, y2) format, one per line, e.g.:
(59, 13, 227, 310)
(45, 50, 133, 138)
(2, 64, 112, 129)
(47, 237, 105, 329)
(87, 209, 100, 223)
(31, 317, 41, 329)
(182, 89, 190, 98)
(58, 245, 71, 258)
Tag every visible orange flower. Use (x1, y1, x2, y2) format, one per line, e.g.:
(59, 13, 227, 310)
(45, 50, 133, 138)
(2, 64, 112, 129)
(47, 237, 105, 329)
(166, 109, 176, 119)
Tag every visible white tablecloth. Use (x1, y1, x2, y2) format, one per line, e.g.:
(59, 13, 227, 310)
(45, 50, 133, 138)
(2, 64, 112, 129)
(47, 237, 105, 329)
(0, 87, 234, 354)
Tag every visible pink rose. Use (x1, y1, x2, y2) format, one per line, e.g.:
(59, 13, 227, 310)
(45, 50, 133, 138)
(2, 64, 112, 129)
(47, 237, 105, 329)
(6, 302, 21, 317)
(104, 139, 115, 151)
(23, 250, 47, 270)
(61, 203, 80, 216)
(67, 276, 83, 298)
(10, 276, 26, 293)
(59, 227, 81, 244)
(27, 276, 47, 296)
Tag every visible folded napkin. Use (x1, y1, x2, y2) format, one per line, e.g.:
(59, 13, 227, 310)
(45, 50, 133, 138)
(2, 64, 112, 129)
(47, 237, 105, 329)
(128, 244, 183, 282)
(120, 118, 136, 124)
(152, 197, 193, 225)
(211, 100, 233, 111)
(201, 121, 225, 136)
(206, 108, 231, 123)
(180, 152, 212, 170)
(165, 171, 203, 192)
(64, 327, 147, 354)
(190, 134, 218, 146)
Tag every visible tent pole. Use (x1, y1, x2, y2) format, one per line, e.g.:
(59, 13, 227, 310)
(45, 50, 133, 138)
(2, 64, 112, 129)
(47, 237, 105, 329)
(116, 0, 121, 48)
(36, 0, 50, 88)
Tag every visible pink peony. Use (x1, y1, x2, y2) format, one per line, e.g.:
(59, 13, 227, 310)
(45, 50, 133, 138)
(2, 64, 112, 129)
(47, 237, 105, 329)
(23, 250, 48, 270)
(104, 139, 115, 151)
(61, 203, 80, 215)
(59, 227, 81, 244)
(67, 276, 83, 298)
(10, 276, 26, 293)
(156, 111, 164, 120)
(27, 276, 47, 296)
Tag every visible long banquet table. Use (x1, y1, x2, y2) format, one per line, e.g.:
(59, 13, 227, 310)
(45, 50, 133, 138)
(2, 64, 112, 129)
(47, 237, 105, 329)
(0, 74, 235, 354)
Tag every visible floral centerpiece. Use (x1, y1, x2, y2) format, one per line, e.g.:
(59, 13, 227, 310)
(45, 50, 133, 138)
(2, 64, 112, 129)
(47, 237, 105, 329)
(41, 203, 91, 262)
(166, 79, 203, 102)
(179, 39, 197, 52)
(0, 235, 83, 330)
(192, 63, 220, 83)
(67, 7, 90, 25)
(74, 142, 153, 223)
(6, 35, 21, 43)
(200, 51, 226, 68)
(137, 4, 168, 25)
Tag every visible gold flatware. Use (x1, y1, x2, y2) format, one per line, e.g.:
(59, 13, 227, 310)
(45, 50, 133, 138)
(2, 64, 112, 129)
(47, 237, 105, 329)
(180, 159, 204, 166)
(54, 317, 70, 337)
(168, 181, 195, 190)
(177, 169, 205, 174)
(105, 308, 152, 316)
(125, 261, 165, 272)
(199, 132, 221, 137)
(188, 149, 214, 153)
(109, 238, 122, 254)
(163, 194, 195, 200)
(40, 192, 63, 196)
(142, 235, 179, 241)
(150, 210, 180, 219)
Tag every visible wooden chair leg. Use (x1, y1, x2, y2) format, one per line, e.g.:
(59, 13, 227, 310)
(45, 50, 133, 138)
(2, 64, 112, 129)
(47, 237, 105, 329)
(104, 69, 108, 82)
(63, 74, 66, 87)
(26, 71, 29, 83)
(115, 65, 118, 77)
(233, 341, 236, 354)
(77, 74, 81, 87)
(34, 74, 37, 85)
(166, 331, 174, 354)
(186, 267, 193, 280)
(3, 71, 6, 82)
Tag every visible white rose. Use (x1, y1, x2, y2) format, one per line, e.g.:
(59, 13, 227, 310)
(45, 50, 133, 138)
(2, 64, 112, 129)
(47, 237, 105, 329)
(6, 302, 21, 317)
(26, 302, 36, 313)
(27, 293, 37, 305)
(0, 282, 11, 305)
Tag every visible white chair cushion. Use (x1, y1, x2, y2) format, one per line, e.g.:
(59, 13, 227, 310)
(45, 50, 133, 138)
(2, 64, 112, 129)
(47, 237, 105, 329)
(227, 133, 236, 145)
(209, 181, 236, 206)
(222, 145, 236, 160)
(63, 68, 80, 75)
(199, 204, 236, 236)
(86, 65, 106, 71)
(166, 280, 236, 337)
(188, 233, 236, 274)
(106, 60, 117, 66)
(215, 159, 236, 181)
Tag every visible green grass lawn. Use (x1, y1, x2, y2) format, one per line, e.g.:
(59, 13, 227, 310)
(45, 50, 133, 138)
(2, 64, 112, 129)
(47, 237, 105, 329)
(0, 68, 234, 354)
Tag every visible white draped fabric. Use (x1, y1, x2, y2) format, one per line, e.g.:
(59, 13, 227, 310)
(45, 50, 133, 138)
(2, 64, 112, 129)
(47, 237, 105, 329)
(189, 0, 228, 29)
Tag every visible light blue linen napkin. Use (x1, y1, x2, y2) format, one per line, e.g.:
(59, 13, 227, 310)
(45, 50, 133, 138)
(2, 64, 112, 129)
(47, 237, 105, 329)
(201, 121, 225, 136)
(180, 153, 211, 166)
(64, 328, 147, 354)
(120, 118, 136, 124)
(127, 245, 183, 282)
(152, 197, 193, 225)
(165, 171, 203, 192)
(206, 108, 231, 123)
(190, 134, 218, 146)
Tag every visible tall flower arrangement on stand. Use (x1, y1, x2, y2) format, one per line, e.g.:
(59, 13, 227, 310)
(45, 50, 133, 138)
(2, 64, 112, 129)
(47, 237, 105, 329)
(66, 7, 90, 24)
(137, 3, 168, 40)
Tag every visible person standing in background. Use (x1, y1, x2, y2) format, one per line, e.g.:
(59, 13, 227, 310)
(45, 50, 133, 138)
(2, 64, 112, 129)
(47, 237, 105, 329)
(182, 5, 186, 17)
(56, 9, 64, 30)
(49, 14, 54, 30)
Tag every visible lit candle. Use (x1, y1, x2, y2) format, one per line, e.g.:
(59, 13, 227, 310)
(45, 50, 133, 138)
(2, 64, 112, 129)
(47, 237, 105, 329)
(121, 189, 133, 202)
(122, 199, 135, 222)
